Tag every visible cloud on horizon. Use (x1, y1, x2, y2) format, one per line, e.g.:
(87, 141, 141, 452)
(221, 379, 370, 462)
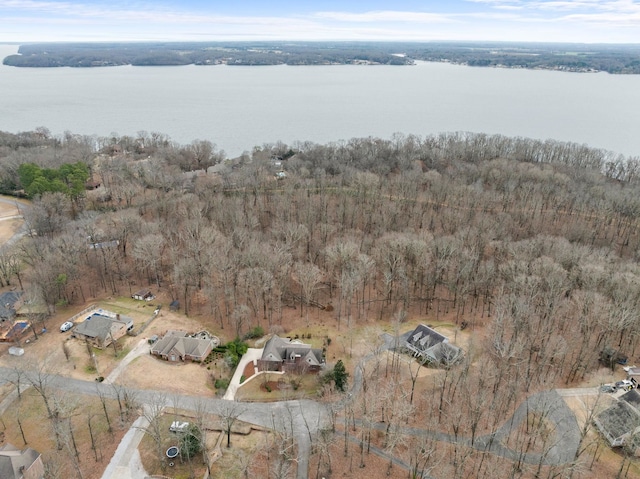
(0, 0, 638, 43)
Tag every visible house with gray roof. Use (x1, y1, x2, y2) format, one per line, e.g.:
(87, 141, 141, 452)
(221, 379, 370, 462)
(0, 443, 44, 479)
(72, 313, 132, 349)
(594, 389, 640, 453)
(404, 324, 462, 366)
(0, 291, 23, 322)
(150, 330, 214, 362)
(258, 335, 324, 373)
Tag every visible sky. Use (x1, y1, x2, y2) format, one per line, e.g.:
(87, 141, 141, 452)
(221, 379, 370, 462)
(1, 0, 639, 44)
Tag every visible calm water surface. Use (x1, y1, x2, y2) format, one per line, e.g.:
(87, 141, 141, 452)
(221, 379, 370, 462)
(1, 44, 639, 158)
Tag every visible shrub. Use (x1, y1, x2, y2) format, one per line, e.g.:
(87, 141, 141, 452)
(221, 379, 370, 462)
(243, 325, 265, 340)
(265, 384, 272, 393)
(179, 424, 202, 459)
(215, 378, 229, 390)
(240, 375, 246, 384)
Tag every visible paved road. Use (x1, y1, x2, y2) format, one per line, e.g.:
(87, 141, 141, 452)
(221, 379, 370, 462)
(338, 333, 582, 473)
(0, 365, 330, 479)
(556, 387, 600, 397)
(478, 390, 581, 465)
(0, 330, 583, 479)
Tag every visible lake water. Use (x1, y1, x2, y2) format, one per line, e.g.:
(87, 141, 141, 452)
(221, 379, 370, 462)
(1, 44, 639, 158)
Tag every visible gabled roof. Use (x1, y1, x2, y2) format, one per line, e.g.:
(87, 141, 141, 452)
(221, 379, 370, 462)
(133, 289, 153, 297)
(261, 335, 323, 366)
(173, 337, 213, 358)
(0, 291, 23, 320)
(404, 324, 462, 366)
(151, 330, 213, 359)
(151, 330, 188, 355)
(406, 324, 446, 351)
(595, 401, 640, 443)
(621, 389, 640, 409)
(0, 443, 41, 479)
(74, 315, 127, 341)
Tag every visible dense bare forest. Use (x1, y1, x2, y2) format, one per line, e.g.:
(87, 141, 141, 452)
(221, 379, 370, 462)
(2, 128, 640, 478)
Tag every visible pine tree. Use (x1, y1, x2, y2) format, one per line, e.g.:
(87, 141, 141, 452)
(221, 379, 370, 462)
(333, 359, 348, 392)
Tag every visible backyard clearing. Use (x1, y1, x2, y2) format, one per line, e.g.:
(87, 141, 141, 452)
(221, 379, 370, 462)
(0, 196, 25, 241)
(119, 353, 215, 395)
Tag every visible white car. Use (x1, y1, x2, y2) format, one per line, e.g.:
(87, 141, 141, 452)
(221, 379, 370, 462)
(60, 321, 74, 332)
(615, 380, 635, 391)
(169, 421, 189, 433)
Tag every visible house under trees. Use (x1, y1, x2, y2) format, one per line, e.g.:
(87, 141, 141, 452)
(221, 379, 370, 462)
(594, 389, 640, 454)
(0, 443, 44, 479)
(404, 324, 462, 366)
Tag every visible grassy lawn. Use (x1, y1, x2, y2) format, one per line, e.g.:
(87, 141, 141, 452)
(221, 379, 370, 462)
(234, 372, 321, 402)
(98, 298, 158, 319)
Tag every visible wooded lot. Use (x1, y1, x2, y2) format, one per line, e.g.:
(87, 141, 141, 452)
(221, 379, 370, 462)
(1, 128, 640, 478)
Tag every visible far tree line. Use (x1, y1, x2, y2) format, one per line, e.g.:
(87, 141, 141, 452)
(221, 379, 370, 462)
(4, 41, 640, 73)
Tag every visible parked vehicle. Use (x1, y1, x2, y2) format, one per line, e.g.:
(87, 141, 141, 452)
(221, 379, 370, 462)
(60, 321, 74, 332)
(615, 380, 634, 391)
(169, 421, 189, 433)
(600, 384, 617, 393)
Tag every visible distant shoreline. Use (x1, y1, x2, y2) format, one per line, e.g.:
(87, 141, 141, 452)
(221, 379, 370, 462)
(3, 41, 640, 74)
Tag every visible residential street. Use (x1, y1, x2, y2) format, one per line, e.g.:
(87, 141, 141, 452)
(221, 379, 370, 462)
(0, 364, 330, 479)
(0, 333, 583, 479)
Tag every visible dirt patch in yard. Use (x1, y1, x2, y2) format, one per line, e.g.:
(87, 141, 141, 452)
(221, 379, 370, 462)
(242, 360, 255, 380)
(0, 196, 27, 243)
(120, 354, 215, 395)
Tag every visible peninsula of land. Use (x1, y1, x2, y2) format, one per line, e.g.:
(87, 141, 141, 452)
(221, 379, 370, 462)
(4, 41, 640, 73)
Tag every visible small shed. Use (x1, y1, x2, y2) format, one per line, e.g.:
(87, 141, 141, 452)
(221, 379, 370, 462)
(132, 289, 155, 301)
(169, 300, 180, 311)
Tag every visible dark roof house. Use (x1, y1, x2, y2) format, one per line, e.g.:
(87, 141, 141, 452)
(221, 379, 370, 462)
(594, 389, 640, 450)
(72, 314, 132, 349)
(0, 291, 23, 321)
(404, 324, 462, 366)
(150, 330, 215, 362)
(258, 335, 324, 372)
(0, 443, 44, 479)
